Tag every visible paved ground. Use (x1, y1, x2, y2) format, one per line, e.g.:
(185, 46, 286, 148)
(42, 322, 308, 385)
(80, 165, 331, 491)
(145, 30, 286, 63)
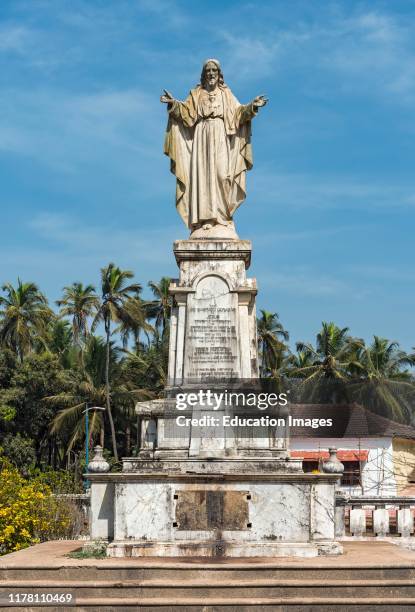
(1, 540, 415, 568)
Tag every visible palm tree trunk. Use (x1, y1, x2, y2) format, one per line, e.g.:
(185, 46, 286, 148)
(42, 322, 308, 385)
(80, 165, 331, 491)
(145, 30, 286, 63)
(261, 343, 265, 377)
(126, 425, 131, 456)
(105, 318, 118, 462)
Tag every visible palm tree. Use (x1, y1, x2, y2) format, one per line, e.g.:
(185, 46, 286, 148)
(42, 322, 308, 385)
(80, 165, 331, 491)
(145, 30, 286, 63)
(49, 373, 107, 460)
(147, 277, 172, 338)
(56, 282, 99, 346)
(349, 336, 415, 422)
(359, 337, 414, 379)
(118, 295, 153, 350)
(92, 263, 146, 462)
(294, 322, 359, 380)
(257, 310, 289, 377)
(123, 332, 169, 396)
(0, 279, 52, 361)
(47, 319, 76, 369)
(290, 322, 363, 404)
(48, 336, 119, 460)
(287, 349, 315, 377)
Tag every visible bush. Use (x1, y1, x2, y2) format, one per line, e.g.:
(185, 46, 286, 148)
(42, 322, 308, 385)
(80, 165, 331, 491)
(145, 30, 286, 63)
(0, 460, 73, 555)
(39, 497, 86, 541)
(0, 404, 15, 423)
(30, 467, 83, 494)
(1, 434, 36, 475)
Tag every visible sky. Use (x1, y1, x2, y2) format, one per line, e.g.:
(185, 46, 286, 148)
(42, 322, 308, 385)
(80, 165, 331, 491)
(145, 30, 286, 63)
(1, 0, 414, 351)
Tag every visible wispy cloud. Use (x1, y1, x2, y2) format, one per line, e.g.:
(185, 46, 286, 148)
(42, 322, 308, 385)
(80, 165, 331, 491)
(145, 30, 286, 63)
(322, 11, 415, 102)
(136, 0, 190, 29)
(259, 267, 358, 298)
(0, 24, 32, 53)
(249, 225, 360, 246)
(218, 7, 415, 103)
(0, 87, 165, 191)
(349, 264, 415, 284)
(28, 212, 176, 266)
(219, 31, 282, 81)
(250, 169, 415, 211)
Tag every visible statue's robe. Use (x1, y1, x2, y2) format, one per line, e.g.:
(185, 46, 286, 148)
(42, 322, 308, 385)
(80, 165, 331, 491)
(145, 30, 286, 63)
(164, 84, 257, 229)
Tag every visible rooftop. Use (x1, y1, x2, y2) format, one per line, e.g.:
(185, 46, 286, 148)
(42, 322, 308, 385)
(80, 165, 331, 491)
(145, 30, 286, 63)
(290, 403, 415, 440)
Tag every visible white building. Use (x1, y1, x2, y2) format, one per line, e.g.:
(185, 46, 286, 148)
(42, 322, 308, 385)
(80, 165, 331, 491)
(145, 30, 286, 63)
(289, 403, 415, 497)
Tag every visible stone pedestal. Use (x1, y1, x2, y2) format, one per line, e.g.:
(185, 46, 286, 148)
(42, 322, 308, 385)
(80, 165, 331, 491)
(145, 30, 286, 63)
(168, 239, 258, 384)
(88, 237, 343, 557)
(89, 472, 341, 558)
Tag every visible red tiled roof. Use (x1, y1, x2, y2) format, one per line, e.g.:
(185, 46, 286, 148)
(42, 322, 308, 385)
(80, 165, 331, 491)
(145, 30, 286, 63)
(291, 450, 369, 461)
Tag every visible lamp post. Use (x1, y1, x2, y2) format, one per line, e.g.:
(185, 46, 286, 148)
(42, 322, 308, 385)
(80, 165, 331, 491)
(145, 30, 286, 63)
(83, 405, 106, 490)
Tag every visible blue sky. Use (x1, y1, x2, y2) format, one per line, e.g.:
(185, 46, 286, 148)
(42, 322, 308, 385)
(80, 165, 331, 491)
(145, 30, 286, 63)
(1, 0, 414, 350)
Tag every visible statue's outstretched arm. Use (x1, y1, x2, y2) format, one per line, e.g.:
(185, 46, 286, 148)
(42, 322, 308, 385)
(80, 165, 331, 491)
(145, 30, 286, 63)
(161, 89, 197, 127)
(238, 95, 268, 124)
(252, 95, 268, 109)
(161, 90, 186, 123)
(160, 89, 175, 105)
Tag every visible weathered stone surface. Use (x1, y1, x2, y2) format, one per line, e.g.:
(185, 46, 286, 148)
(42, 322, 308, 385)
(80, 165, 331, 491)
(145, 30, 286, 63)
(398, 507, 414, 538)
(185, 275, 240, 379)
(175, 490, 249, 531)
(89, 471, 341, 557)
(89, 482, 114, 541)
(350, 508, 366, 537)
(373, 508, 390, 537)
(122, 457, 300, 474)
(168, 239, 258, 386)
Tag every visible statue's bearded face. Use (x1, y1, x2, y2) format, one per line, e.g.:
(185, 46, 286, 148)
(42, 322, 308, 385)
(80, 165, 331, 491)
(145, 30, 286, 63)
(204, 62, 219, 88)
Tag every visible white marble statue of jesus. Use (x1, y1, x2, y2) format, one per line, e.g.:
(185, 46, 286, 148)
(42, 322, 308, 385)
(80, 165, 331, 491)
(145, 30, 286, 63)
(161, 59, 267, 238)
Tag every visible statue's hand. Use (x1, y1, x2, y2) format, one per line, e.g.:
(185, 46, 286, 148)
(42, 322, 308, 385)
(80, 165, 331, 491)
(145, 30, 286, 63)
(160, 89, 175, 104)
(252, 95, 268, 108)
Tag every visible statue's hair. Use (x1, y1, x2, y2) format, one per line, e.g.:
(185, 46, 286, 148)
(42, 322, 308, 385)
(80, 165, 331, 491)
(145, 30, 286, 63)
(200, 59, 225, 87)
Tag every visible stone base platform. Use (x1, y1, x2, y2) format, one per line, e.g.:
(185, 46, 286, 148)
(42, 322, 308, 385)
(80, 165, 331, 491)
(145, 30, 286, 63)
(106, 540, 342, 558)
(1, 539, 414, 568)
(88, 471, 341, 558)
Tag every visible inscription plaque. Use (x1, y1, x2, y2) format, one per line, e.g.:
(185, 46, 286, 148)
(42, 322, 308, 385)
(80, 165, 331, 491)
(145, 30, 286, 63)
(184, 275, 240, 380)
(175, 490, 250, 530)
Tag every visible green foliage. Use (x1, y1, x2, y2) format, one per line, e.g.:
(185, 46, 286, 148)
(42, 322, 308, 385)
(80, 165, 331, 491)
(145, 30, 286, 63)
(0, 460, 72, 555)
(257, 310, 289, 379)
(1, 434, 36, 475)
(147, 277, 172, 339)
(92, 263, 151, 462)
(294, 322, 359, 380)
(47, 319, 78, 369)
(8, 353, 75, 457)
(56, 282, 99, 347)
(291, 324, 415, 421)
(29, 467, 83, 494)
(0, 404, 16, 422)
(68, 540, 107, 559)
(48, 336, 127, 457)
(0, 348, 17, 387)
(0, 280, 53, 361)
